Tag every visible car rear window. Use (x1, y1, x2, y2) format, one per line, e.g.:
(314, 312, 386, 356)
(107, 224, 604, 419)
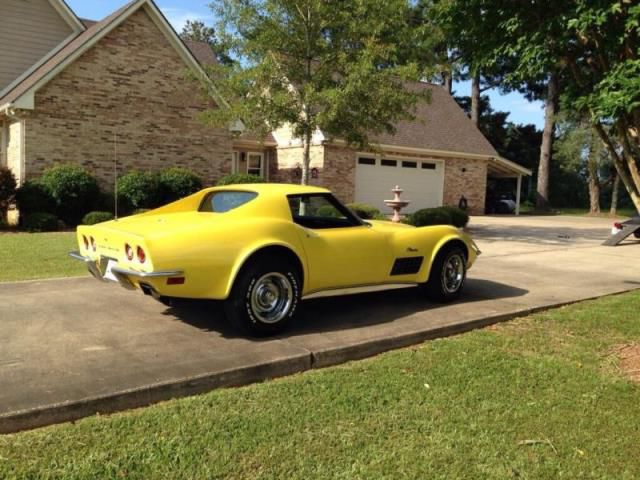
(199, 191, 258, 213)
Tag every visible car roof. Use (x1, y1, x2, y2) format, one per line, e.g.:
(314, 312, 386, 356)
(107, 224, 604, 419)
(207, 183, 330, 195)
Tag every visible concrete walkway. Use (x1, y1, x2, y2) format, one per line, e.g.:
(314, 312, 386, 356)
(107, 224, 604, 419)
(1, 215, 638, 432)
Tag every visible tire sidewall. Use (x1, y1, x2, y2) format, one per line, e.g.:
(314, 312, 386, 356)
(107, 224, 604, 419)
(227, 259, 300, 336)
(426, 247, 467, 302)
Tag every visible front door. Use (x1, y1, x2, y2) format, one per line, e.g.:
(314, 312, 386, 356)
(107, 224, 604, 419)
(288, 193, 392, 292)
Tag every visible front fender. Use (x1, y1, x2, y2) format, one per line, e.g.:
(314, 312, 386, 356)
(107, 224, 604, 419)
(417, 229, 477, 283)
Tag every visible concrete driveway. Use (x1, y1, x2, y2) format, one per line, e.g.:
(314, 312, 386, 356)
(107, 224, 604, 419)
(1, 215, 638, 432)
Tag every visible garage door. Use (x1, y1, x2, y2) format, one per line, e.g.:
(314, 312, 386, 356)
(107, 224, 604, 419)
(354, 156, 444, 213)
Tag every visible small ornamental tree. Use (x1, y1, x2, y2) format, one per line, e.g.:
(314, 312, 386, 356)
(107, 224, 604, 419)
(204, 0, 430, 185)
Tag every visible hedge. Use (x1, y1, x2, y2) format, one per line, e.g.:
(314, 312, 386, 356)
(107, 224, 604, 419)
(117, 171, 163, 212)
(159, 167, 203, 203)
(40, 165, 101, 226)
(82, 211, 115, 225)
(0, 167, 17, 218)
(23, 212, 59, 232)
(346, 202, 386, 220)
(406, 206, 469, 228)
(216, 173, 265, 186)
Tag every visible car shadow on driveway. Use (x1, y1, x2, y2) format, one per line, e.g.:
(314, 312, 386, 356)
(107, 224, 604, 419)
(161, 278, 528, 339)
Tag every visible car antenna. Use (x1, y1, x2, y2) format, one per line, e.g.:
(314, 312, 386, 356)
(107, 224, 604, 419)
(114, 131, 118, 221)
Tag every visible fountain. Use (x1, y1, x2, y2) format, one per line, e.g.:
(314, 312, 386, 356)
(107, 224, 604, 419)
(384, 185, 410, 222)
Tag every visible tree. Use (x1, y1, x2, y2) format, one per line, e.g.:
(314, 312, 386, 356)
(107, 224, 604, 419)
(205, 0, 427, 185)
(180, 20, 234, 66)
(555, 118, 611, 214)
(443, 0, 640, 213)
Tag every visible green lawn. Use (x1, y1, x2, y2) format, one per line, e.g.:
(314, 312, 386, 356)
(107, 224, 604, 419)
(0, 232, 85, 282)
(2, 291, 640, 479)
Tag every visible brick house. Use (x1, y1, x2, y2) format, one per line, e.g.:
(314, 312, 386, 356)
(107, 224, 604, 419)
(0, 0, 529, 217)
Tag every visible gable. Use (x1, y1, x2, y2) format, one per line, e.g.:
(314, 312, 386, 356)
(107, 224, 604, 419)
(0, 0, 226, 112)
(0, 0, 81, 94)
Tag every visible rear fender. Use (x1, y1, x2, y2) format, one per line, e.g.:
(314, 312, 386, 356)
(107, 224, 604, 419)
(223, 241, 307, 299)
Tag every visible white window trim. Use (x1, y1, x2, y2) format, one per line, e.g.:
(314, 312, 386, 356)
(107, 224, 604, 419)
(246, 151, 265, 177)
(232, 151, 267, 179)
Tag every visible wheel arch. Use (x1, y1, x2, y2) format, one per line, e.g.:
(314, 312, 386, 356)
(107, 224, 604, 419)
(225, 243, 305, 298)
(418, 236, 469, 284)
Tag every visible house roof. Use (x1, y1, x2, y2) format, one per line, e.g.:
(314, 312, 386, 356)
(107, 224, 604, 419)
(371, 81, 499, 158)
(182, 40, 218, 66)
(0, 0, 226, 110)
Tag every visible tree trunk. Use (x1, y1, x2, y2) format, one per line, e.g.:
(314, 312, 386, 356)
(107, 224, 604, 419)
(442, 71, 452, 94)
(536, 72, 558, 210)
(471, 71, 480, 125)
(587, 164, 601, 214)
(301, 129, 312, 185)
(610, 171, 620, 216)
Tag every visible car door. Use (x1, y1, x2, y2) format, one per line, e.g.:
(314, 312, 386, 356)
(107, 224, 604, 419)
(288, 194, 392, 292)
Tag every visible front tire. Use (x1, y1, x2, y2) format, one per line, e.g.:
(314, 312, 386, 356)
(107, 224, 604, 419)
(224, 258, 300, 336)
(423, 246, 467, 302)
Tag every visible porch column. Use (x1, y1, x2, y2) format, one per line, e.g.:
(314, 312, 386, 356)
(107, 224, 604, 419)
(515, 174, 522, 216)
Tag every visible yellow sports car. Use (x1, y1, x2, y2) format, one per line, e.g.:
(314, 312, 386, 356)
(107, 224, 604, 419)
(71, 184, 480, 336)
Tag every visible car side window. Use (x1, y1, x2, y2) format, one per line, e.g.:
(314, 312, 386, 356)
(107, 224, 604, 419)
(288, 194, 362, 229)
(200, 191, 258, 213)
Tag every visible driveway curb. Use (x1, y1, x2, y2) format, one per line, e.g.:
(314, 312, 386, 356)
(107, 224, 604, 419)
(2, 289, 637, 435)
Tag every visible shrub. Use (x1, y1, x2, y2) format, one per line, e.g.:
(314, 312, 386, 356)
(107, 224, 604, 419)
(40, 165, 101, 226)
(82, 211, 114, 225)
(117, 171, 163, 212)
(216, 173, 265, 186)
(440, 206, 470, 228)
(15, 181, 56, 217)
(23, 212, 59, 232)
(346, 202, 386, 220)
(0, 167, 17, 219)
(133, 208, 150, 215)
(407, 207, 455, 227)
(159, 167, 203, 203)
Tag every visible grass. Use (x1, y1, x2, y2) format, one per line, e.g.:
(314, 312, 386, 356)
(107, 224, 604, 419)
(1, 291, 640, 479)
(0, 232, 85, 282)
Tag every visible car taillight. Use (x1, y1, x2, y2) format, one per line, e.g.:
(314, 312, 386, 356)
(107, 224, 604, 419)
(83, 235, 89, 250)
(90, 236, 97, 251)
(137, 246, 146, 263)
(613, 222, 624, 230)
(125, 243, 134, 261)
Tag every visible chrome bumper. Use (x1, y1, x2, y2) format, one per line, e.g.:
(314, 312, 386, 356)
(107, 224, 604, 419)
(69, 251, 183, 290)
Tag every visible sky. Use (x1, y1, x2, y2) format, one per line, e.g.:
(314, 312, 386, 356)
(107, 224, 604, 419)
(66, 0, 545, 129)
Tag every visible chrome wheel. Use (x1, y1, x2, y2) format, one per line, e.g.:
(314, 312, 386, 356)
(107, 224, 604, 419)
(250, 272, 293, 324)
(442, 253, 465, 293)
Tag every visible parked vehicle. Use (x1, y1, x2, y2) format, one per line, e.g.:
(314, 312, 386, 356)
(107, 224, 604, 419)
(70, 184, 480, 336)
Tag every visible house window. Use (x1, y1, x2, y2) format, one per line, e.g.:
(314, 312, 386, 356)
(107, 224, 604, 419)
(232, 151, 266, 178)
(381, 159, 397, 167)
(358, 157, 376, 165)
(421, 162, 436, 170)
(247, 152, 264, 177)
(402, 161, 417, 168)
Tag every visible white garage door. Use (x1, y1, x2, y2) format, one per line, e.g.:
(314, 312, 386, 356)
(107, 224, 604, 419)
(354, 156, 444, 213)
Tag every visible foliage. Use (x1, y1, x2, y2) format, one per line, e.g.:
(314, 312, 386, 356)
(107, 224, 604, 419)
(3, 291, 640, 477)
(117, 171, 163, 212)
(22, 212, 59, 232)
(439, 206, 470, 228)
(205, 0, 428, 184)
(0, 167, 17, 219)
(159, 168, 203, 203)
(216, 173, 265, 186)
(180, 19, 234, 66)
(14, 181, 55, 217)
(346, 202, 385, 220)
(435, 0, 640, 211)
(39, 165, 101, 226)
(407, 207, 458, 227)
(81, 211, 115, 225)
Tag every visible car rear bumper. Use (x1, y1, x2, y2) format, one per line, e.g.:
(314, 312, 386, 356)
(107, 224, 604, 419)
(69, 251, 183, 291)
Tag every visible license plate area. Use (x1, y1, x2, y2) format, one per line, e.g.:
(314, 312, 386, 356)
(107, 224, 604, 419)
(103, 259, 119, 282)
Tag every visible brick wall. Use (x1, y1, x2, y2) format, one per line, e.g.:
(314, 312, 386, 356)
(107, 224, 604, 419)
(320, 145, 355, 203)
(442, 157, 487, 215)
(23, 9, 232, 190)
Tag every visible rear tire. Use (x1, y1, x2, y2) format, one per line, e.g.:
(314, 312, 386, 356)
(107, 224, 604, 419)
(224, 257, 300, 337)
(422, 246, 467, 302)
(634, 230, 640, 239)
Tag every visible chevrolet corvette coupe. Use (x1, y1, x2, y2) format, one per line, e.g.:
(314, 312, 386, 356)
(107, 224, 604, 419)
(71, 184, 480, 336)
